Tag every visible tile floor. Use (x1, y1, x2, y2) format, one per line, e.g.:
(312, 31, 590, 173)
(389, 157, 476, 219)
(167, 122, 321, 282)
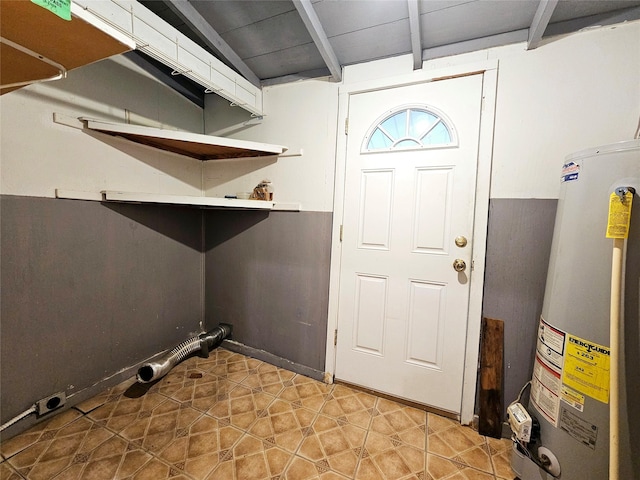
(0, 348, 515, 480)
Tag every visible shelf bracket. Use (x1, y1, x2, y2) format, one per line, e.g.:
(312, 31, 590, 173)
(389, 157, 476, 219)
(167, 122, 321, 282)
(0, 36, 67, 90)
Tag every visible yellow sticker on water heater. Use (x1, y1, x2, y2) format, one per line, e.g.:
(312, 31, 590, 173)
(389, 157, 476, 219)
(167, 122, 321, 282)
(562, 335, 610, 404)
(606, 191, 633, 239)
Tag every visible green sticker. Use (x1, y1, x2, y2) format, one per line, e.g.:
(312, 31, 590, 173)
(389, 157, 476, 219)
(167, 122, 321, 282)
(31, 0, 72, 21)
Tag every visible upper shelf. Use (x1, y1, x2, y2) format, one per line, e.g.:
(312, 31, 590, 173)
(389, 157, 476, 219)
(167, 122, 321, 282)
(1, 1, 135, 94)
(83, 119, 288, 160)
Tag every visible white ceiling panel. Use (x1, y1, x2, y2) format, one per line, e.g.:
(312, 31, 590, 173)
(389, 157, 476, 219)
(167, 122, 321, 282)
(220, 9, 314, 60)
(313, 0, 408, 37)
(331, 18, 413, 65)
(551, 0, 640, 22)
(192, 0, 296, 35)
(420, 0, 539, 47)
(245, 42, 329, 79)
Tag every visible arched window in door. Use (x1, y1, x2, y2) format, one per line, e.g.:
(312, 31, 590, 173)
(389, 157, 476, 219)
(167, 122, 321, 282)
(362, 105, 457, 153)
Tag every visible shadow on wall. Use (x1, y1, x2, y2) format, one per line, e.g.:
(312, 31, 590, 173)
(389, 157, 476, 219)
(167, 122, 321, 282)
(103, 202, 204, 252)
(43, 56, 201, 131)
(204, 209, 270, 250)
(203, 157, 279, 193)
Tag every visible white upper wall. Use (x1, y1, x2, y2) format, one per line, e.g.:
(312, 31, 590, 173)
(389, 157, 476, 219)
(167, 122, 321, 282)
(343, 20, 640, 200)
(203, 79, 339, 212)
(0, 55, 204, 198)
(2, 20, 637, 205)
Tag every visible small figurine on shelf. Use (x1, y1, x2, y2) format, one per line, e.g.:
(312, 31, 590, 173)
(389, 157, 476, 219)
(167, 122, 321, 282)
(250, 179, 273, 201)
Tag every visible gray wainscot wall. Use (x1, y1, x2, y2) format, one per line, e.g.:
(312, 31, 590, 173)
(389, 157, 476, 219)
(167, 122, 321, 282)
(481, 198, 558, 416)
(0, 196, 203, 439)
(204, 210, 333, 380)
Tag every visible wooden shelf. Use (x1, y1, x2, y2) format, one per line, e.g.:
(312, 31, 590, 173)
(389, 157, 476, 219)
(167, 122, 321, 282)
(1, 1, 134, 94)
(83, 119, 288, 160)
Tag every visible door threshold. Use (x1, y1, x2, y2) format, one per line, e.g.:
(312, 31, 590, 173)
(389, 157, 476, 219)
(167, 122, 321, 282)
(334, 379, 460, 422)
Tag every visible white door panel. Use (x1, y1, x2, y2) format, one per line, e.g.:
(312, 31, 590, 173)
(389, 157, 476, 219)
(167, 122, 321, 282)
(335, 75, 483, 414)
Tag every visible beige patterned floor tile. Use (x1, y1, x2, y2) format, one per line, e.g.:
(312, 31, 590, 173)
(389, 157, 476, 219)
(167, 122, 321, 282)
(298, 413, 368, 478)
(427, 453, 464, 479)
(491, 449, 515, 480)
(486, 437, 511, 456)
(86, 389, 169, 433)
(114, 398, 203, 454)
(320, 385, 377, 429)
(129, 457, 191, 480)
(358, 422, 426, 479)
(0, 410, 83, 460)
(0, 349, 516, 480)
(156, 368, 235, 413)
(205, 433, 294, 480)
(0, 461, 23, 480)
(427, 452, 499, 480)
(4, 417, 144, 480)
(248, 399, 317, 453)
(155, 413, 243, 478)
(284, 455, 352, 479)
(204, 352, 264, 383)
(278, 375, 333, 413)
(451, 445, 493, 474)
(180, 347, 235, 372)
(46, 439, 158, 479)
(238, 363, 297, 396)
(74, 377, 139, 414)
(206, 384, 276, 431)
(353, 400, 428, 480)
(427, 416, 485, 460)
(369, 398, 427, 451)
(427, 414, 459, 434)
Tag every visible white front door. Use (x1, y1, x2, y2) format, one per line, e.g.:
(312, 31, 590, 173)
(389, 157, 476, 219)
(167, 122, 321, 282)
(334, 74, 483, 414)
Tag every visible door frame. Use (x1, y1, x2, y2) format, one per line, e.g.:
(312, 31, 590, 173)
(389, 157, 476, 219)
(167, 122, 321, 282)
(325, 60, 498, 425)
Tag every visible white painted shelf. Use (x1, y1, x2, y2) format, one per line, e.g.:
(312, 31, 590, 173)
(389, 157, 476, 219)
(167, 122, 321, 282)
(103, 191, 273, 209)
(83, 119, 288, 161)
(55, 190, 301, 211)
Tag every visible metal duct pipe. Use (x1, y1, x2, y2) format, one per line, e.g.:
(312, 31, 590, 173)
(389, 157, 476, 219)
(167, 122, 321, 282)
(136, 323, 232, 383)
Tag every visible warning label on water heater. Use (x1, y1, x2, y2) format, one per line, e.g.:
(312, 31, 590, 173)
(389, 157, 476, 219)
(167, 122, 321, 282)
(531, 318, 566, 426)
(531, 318, 612, 428)
(560, 161, 580, 182)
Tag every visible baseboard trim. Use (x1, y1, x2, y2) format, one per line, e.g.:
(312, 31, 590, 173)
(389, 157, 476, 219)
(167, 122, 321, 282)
(222, 340, 325, 382)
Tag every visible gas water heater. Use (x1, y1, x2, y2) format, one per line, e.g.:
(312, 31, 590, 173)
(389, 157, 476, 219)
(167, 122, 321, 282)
(513, 140, 640, 480)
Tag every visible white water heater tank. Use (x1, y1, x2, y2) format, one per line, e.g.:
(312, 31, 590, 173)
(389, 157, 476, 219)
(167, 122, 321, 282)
(518, 140, 639, 480)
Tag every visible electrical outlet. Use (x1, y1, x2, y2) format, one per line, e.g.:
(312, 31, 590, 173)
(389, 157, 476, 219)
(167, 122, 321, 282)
(36, 392, 66, 415)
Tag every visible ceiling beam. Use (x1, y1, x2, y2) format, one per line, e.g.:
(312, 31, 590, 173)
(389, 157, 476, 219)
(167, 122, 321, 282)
(165, 0, 261, 87)
(407, 0, 422, 70)
(527, 0, 559, 50)
(292, 0, 342, 82)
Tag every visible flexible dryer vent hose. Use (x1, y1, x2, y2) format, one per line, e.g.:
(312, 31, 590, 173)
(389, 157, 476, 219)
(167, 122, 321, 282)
(136, 323, 232, 383)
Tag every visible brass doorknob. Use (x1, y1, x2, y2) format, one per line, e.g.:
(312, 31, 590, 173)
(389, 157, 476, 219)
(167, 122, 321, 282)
(453, 259, 466, 272)
(455, 236, 468, 247)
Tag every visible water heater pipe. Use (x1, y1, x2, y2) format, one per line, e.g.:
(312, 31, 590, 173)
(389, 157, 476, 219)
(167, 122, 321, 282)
(136, 323, 232, 383)
(609, 237, 623, 480)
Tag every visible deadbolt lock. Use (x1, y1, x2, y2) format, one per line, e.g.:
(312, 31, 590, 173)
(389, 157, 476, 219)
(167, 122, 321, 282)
(453, 259, 467, 272)
(455, 236, 468, 247)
